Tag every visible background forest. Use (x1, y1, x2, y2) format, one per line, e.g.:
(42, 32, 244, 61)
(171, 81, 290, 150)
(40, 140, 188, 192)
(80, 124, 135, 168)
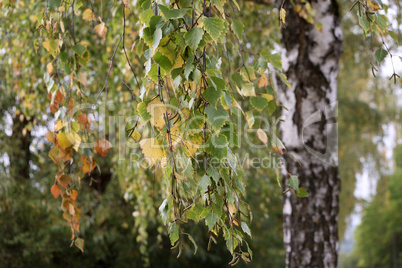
(0, 0, 401, 267)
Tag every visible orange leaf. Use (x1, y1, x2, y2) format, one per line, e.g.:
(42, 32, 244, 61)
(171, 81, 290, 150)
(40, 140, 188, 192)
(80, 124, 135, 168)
(80, 156, 96, 174)
(51, 184, 61, 199)
(70, 190, 78, 201)
(94, 139, 112, 157)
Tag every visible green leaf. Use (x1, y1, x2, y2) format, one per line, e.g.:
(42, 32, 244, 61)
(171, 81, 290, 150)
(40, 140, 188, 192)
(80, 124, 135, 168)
(74, 238, 84, 252)
(139, 8, 154, 26)
(359, 16, 370, 35)
(375, 14, 387, 31)
(287, 175, 299, 191)
(149, 16, 164, 32)
(279, 73, 291, 89)
(240, 82, 255, 97)
(159, 5, 190, 20)
(231, 72, 243, 88)
(203, 17, 225, 42)
(186, 203, 204, 221)
(296, 187, 309, 197)
(226, 235, 234, 254)
(205, 134, 228, 159)
(169, 223, 179, 246)
(203, 87, 222, 108)
(154, 52, 173, 72)
(185, 27, 204, 51)
(250, 97, 268, 111)
(209, 76, 226, 91)
(266, 53, 282, 71)
(184, 55, 195, 80)
(207, 167, 220, 183)
(241, 221, 252, 237)
(231, 20, 244, 41)
(271, 132, 285, 154)
(48, 0, 61, 11)
(159, 199, 169, 224)
(137, 101, 151, 122)
(267, 100, 276, 115)
(198, 174, 211, 194)
(205, 213, 219, 231)
(205, 105, 228, 130)
(389, 31, 399, 45)
(374, 48, 388, 65)
(153, 28, 163, 52)
(187, 234, 198, 255)
(72, 44, 86, 56)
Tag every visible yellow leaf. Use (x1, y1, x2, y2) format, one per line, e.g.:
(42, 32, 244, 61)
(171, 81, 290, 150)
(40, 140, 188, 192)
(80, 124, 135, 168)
(280, 8, 286, 24)
(367, 0, 381, 11)
(82, 8, 95, 21)
(42, 39, 60, 53)
(130, 131, 141, 142)
(94, 22, 108, 39)
(140, 138, 166, 166)
(57, 132, 73, 150)
(228, 203, 237, 216)
(47, 61, 54, 74)
(257, 129, 268, 145)
(43, 41, 52, 52)
(258, 74, 269, 88)
(261, 93, 274, 102)
(183, 140, 199, 157)
(147, 98, 167, 130)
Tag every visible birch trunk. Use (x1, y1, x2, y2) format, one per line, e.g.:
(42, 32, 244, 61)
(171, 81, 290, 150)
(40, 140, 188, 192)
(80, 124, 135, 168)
(277, 0, 343, 267)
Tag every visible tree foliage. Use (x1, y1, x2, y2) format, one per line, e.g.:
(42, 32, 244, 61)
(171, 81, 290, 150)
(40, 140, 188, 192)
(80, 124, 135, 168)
(0, 0, 400, 266)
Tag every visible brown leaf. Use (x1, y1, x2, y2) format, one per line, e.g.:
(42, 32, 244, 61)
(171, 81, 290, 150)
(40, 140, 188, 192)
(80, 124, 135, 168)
(68, 203, 75, 216)
(94, 22, 108, 39)
(54, 90, 63, 104)
(57, 174, 72, 188)
(94, 139, 112, 157)
(50, 102, 59, 114)
(77, 113, 91, 130)
(51, 184, 61, 199)
(46, 131, 56, 145)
